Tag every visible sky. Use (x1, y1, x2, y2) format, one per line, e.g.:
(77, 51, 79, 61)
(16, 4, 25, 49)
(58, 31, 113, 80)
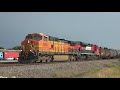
(0, 12, 120, 49)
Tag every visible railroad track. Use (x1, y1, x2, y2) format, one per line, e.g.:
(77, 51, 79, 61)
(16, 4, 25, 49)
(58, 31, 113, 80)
(0, 58, 119, 67)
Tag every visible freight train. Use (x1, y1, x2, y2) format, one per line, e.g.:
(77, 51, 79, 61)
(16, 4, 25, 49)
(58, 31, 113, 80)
(0, 49, 20, 60)
(18, 33, 120, 63)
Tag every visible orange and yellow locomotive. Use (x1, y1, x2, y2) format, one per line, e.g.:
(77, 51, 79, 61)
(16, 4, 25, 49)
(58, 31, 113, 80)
(19, 33, 75, 63)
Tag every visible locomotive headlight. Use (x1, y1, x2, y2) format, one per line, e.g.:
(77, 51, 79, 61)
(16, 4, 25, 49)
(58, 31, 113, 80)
(28, 40, 30, 43)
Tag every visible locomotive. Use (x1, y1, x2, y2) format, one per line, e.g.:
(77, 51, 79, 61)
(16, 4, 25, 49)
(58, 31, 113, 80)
(18, 33, 120, 63)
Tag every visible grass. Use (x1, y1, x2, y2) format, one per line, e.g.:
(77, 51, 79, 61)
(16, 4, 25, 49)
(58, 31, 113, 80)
(51, 70, 83, 78)
(50, 61, 120, 78)
(82, 63, 120, 78)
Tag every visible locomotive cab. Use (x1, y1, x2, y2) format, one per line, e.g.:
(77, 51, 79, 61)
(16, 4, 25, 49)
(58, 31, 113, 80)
(20, 33, 50, 63)
(21, 33, 50, 52)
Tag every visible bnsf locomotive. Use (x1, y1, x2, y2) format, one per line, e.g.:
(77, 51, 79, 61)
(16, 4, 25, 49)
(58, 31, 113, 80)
(18, 33, 120, 63)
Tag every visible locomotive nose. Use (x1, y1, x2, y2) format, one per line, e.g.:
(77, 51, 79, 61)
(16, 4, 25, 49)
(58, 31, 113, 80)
(24, 40, 34, 51)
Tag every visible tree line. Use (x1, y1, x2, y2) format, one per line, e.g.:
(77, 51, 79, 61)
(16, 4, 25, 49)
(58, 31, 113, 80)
(0, 46, 21, 50)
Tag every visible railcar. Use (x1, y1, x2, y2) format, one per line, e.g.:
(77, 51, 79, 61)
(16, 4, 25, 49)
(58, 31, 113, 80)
(0, 50, 20, 60)
(0, 52, 3, 60)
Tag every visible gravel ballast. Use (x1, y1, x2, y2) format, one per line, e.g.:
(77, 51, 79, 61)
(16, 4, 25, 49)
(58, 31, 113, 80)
(0, 59, 119, 78)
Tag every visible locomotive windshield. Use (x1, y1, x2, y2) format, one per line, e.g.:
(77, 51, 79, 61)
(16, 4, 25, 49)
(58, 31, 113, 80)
(26, 34, 33, 39)
(25, 34, 42, 41)
(33, 34, 42, 41)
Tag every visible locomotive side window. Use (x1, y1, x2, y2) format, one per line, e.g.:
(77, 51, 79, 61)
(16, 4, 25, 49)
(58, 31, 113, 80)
(33, 34, 42, 41)
(44, 36, 48, 41)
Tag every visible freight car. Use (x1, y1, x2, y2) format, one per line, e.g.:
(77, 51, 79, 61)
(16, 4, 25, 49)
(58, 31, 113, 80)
(18, 33, 120, 63)
(0, 52, 3, 60)
(0, 51, 20, 60)
(99, 47, 120, 59)
(3, 51, 19, 60)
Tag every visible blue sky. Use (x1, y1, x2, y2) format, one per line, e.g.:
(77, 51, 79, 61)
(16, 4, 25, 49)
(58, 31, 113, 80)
(0, 12, 120, 49)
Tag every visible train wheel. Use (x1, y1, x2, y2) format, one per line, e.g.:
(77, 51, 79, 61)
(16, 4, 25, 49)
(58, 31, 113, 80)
(72, 56, 75, 61)
(68, 55, 72, 62)
(45, 59, 48, 63)
(40, 55, 46, 63)
(45, 55, 48, 63)
(48, 56, 52, 62)
(50, 56, 54, 62)
(68, 58, 71, 61)
(45, 56, 50, 63)
(40, 60, 42, 63)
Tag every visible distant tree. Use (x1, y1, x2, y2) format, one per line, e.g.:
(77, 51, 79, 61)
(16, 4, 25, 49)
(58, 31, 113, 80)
(0, 47, 4, 49)
(8, 48, 12, 50)
(12, 46, 21, 50)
